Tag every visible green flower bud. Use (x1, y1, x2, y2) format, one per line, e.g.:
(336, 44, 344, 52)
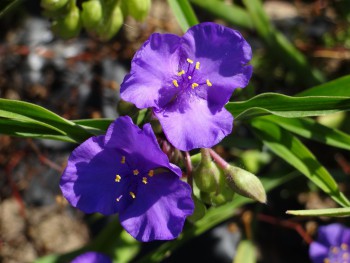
(81, 0, 103, 32)
(41, 0, 68, 11)
(96, 3, 123, 41)
(193, 148, 220, 193)
(121, 0, 151, 21)
(224, 165, 266, 203)
(52, 1, 81, 39)
(187, 195, 206, 223)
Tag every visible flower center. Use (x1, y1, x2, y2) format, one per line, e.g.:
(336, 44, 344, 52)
(172, 58, 212, 90)
(113, 155, 155, 202)
(324, 243, 350, 263)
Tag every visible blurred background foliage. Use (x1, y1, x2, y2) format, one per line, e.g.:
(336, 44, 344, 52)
(1, 0, 350, 263)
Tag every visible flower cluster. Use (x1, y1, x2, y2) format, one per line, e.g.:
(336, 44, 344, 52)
(309, 223, 350, 263)
(61, 22, 252, 243)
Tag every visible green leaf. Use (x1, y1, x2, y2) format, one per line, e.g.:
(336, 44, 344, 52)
(226, 93, 350, 120)
(167, 0, 198, 32)
(234, 240, 257, 263)
(242, 0, 324, 86)
(250, 118, 350, 207)
(136, 172, 297, 263)
(297, 75, 350, 97)
(0, 99, 93, 142)
(286, 207, 350, 217)
(263, 116, 350, 151)
(189, 0, 253, 29)
(0, 0, 22, 18)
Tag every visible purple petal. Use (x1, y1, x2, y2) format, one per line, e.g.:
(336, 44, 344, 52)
(317, 223, 347, 247)
(104, 116, 182, 176)
(121, 33, 182, 109)
(154, 97, 233, 151)
(181, 22, 253, 108)
(309, 242, 329, 263)
(60, 135, 130, 215)
(119, 173, 194, 242)
(71, 251, 111, 263)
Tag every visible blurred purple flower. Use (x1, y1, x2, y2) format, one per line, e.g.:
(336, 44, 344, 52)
(121, 22, 252, 151)
(71, 251, 111, 263)
(60, 116, 194, 242)
(310, 223, 350, 263)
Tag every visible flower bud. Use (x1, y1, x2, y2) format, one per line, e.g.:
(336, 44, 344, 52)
(187, 195, 206, 223)
(121, 0, 151, 21)
(224, 165, 266, 203)
(96, 3, 123, 41)
(81, 0, 103, 32)
(193, 149, 220, 193)
(51, 1, 81, 39)
(41, 0, 68, 11)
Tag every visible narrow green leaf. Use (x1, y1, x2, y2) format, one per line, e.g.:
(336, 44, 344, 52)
(226, 93, 350, 120)
(0, 0, 22, 18)
(250, 118, 350, 207)
(167, 0, 199, 32)
(242, 0, 324, 86)
(287, 207, 350, 217)
(189, 0, 253, 29)
(263, 116, 350, 151)
(234, 240, 257, 263)
(297, 75, 350, 97)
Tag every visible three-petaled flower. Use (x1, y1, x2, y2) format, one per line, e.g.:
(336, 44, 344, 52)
(121, 22, 252, 151)
(60, 116, 194, 242)
(309, 223, 350, 263)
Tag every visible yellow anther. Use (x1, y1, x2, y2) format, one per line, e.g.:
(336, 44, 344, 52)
(115, 174, 121, 182)
(343, 252, 350, 259)
(121, 156, 126, 164)
(342, 244, 349, 250)
(188, 76, 192, 80)
(186, 58, 194, 64)
(332, 246, 339, 254)
(195, 62, 200, 70)
(323, 258, 330, 263)
(177, 70, 185, 76)
(172, 80, 179, 87)
(191, 83, 199, 89)
(130, 192, 136, 199)
(206, 79, 212, 87)
(133, 169, 139, 175)
(148, 170, 154, 177)
(142, 177, 148, 184)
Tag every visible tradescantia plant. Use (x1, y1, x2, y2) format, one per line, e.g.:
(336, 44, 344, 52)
(2, 0, 350, 262)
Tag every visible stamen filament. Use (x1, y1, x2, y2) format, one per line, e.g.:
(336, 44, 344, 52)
(116, 195, 122, 202)
(172, 80, 179, 87)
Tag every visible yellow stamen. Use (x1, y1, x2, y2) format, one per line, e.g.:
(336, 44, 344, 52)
(115, 174, 121, 182)
(177, 70, 185, 76)
(186, 58, 194, 64)
(191, 83, 199, 89)
(342, 243, 349, 250)
(130, 192, 136, 199)
(323, 258, 330, 263)
(188, 76, 192, 80)
(195, 62, 200, 70)
(148, 170, 154, 177)
(172, 80, 179, 87)
(133, 169, 139, 175)
(142, 177, 148, 184)
(121, 156, 126, 164)
(206, 79, 212, 87)
(332, 246, 339, 254)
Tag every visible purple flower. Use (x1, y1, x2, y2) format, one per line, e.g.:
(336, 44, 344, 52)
(120, 22, 252, 151)
(60, 116, 194, 242)
(309, 223, 350, 263)
(71, 252, 111, 263)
